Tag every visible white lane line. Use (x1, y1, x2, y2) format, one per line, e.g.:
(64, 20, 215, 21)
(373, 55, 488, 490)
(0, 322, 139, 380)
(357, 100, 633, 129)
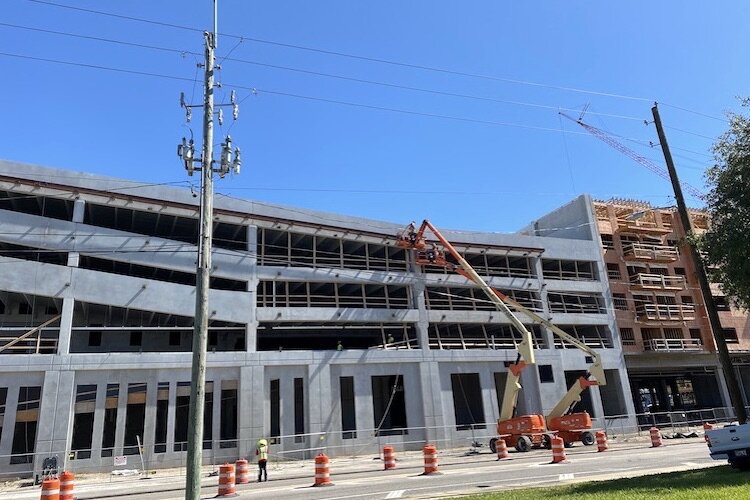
(683, 462, 701, 467)
(385, 490, 405, 499)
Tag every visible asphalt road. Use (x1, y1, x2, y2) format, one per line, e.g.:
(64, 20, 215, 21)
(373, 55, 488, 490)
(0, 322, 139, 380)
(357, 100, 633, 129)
(1, 440, 721, 500)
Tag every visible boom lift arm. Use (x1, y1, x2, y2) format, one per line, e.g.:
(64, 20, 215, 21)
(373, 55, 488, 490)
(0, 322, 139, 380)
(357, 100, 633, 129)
(493, 293, 607, 419)
(398, 220, 535, 421)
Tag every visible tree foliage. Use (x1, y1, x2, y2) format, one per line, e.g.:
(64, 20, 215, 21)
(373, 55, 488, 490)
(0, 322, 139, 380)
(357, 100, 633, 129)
(700, 98, 750, 309)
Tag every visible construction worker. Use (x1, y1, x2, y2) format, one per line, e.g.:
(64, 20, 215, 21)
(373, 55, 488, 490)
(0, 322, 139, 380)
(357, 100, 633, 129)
(256, 438, 269, 482)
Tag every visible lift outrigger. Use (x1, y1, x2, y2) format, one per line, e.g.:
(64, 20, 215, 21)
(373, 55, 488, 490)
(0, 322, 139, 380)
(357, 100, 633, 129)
(398, 220, 607, 451)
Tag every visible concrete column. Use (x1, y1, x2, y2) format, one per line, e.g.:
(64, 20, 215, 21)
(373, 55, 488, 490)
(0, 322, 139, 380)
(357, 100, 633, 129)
(479, 368, 498, 423)
(89, 382, 107, 469)
(418, 361, 445, 444)
(413, 280, 430, 350)
(308, 361, 334, 453)
(56, 297, 75, 355)
(715, 364, 733, 411)
(71, 199, 85, 223)
(113, 381, 128, 456)
(246, 224, 258, 353)
(238, 365, 264, 458)
(165, 381, 177, 454)
(353, 369, 373, 441)
(211, 378, 221, 451)
(281, 376, 294, 442)
(33, 370, 76, 474)
(142, 375, 158, 466)
(56, 199, 84, 356)
(0, 384, 20, 463)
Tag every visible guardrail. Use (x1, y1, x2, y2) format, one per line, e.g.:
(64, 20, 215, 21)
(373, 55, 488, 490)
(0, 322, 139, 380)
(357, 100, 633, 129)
(630, 273, 686, 290)
(636, 303, 695, 321)
(623, 243, 679, 261)
(644, 338, 703, 352)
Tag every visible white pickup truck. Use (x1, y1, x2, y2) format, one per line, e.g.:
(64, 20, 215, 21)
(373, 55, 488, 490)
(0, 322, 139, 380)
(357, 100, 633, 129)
(706, 423, 750, 470)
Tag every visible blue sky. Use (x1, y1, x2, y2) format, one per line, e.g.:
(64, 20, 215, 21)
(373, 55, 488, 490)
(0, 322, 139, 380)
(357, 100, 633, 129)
(0, 1, 746, 232)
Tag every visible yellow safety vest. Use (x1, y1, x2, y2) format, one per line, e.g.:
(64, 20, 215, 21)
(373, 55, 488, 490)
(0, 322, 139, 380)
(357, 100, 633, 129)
(258, 446, 268, 461)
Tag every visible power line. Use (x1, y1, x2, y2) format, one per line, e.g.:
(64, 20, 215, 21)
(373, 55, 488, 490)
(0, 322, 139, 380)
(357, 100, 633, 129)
(25, 0, 736, 129)
(0, 50, 624, 139)
(0, 51, 194, 83)
(0, 21, 648, 123)
(0, 21, 188, 55)
(24, 0, 652, 103)
(660, 102, 728, 123)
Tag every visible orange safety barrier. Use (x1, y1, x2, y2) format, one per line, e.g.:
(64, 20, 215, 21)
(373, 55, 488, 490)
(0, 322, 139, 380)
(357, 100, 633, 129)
(551, 436, 567, 463)
(313, 453, 333, 486)
(40, 477, 60, 500)
(383, 446, 396, 470)
(650, 427, 663, 448)
(60, 471, 75, 500)
(422, 444, 439, 474)
(703, 422, 714, 442)
(218, 463, 237, 497)
(236, 458, 250, 484)
(596, 431, 608, 452)
(496, 438, 509, 460)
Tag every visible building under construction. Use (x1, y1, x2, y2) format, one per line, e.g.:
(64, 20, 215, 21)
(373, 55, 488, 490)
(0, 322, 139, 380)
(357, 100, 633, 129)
(531, 197, 750, 418)
(0, 160, 633, 477)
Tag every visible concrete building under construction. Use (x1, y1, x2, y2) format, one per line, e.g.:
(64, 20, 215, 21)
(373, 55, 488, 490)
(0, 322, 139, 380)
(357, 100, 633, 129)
(0, 160, 634, 477)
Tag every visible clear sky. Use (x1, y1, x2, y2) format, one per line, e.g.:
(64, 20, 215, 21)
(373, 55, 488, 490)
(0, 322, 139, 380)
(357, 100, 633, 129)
(0, 1, 746, 232)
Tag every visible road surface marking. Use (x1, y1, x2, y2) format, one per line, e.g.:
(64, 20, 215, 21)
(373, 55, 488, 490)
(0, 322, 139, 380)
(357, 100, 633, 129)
(558, 473, 575, 481)
(386, 490, 405, 498)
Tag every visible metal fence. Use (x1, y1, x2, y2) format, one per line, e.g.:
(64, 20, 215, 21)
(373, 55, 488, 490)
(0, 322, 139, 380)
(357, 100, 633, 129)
(1, 406, 740, 481)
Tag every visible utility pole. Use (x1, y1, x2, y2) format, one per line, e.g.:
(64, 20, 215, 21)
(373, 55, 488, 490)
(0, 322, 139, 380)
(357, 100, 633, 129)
(652, 103, 747, 425)
(177, 1, 241, 498)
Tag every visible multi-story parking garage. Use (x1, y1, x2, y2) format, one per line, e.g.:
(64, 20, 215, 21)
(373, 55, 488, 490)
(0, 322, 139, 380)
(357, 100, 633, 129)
(0, 160, 634, 477)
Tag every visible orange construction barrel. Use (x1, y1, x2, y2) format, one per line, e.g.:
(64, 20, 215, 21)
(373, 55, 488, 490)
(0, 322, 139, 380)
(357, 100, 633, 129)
(596, 431, 608, 452)
(59, 471, 75, 500)
(40, 477, 60, 500)
(313, 453, 333, 486)
(217, 463, 237, 497)
(650, 427, 663, 448)
(422, 444, 439, 474)
(383, 446, 396, 470)
(551, 436, 567, 463)
(496, 438, 509, 460)
(235, 459, 250, 484)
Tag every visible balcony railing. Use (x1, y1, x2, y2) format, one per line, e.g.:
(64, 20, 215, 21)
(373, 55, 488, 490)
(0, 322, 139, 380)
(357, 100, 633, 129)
(644, 338, 704, 352)
(630, 273, 686, 290)
(636, 303, 696, 321)
(618, 219, 673, 234)
(623, 243, 679, 262)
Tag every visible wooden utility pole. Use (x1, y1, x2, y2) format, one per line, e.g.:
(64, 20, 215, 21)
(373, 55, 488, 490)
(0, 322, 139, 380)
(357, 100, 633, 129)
(652, 102, 747, 424)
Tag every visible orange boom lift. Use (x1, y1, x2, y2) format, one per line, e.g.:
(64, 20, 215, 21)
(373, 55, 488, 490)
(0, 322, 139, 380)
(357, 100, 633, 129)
(398, 220, 606, 451)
